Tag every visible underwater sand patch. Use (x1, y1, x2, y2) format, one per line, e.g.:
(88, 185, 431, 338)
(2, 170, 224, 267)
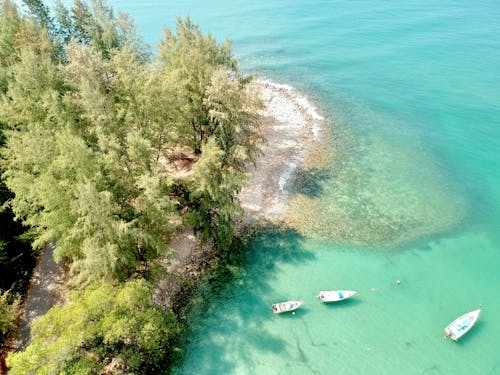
(283, 132, 469, 247)
(242, 78, 467, 247)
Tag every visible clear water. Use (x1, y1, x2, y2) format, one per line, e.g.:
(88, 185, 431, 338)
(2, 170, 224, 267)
(55, 0, 500, 373)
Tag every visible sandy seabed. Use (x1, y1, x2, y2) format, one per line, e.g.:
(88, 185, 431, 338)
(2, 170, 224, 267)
(239, 78, 467, 248)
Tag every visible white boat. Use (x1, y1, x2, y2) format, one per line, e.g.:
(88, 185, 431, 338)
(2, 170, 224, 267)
(317, 290, 357, 303)
(444, 308, 481, 341)
(271, 300, 304, 314)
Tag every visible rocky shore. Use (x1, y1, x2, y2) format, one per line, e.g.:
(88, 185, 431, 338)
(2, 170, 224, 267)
(169, 77, 330, 267)
(238, 78, 329, 222)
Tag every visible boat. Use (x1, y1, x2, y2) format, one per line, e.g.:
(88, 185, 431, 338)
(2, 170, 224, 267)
(271, 300, 304, 314)
(444, 308, 481, 341)
(317, 290, 357, 303)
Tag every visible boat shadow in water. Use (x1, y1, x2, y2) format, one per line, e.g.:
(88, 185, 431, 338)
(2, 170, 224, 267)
(274, 306, 312, 318)
(174, 225, 317, 373)
(450, 321, 484, 345)
(320, 298, 362, 310)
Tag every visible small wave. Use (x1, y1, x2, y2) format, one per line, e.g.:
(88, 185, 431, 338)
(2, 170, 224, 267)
(279, 156, 302, 193)
(256, 77, 325, 140)
(295, 96, 325, 121)
(312, 123, 321, 139)
(258, 79, 294, 92)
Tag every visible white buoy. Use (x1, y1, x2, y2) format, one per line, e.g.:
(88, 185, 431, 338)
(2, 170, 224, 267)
(396, 280, 401, 285)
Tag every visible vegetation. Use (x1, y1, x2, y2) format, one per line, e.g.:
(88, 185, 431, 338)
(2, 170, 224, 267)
(7, 280, 179, 374)
(0, 0, 262, 372)
(0, 195, 29, 349)
(0, 290, 20, 348)
(0, 1, 37, 347)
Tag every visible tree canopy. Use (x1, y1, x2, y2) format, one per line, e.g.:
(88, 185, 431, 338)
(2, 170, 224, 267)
(0, 0, 262, 284)
(6, 280, 179, 374)
(1, 0, 262, 371)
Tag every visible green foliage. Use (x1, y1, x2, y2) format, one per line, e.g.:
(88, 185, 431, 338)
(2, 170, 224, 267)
(65, 0, 145, 59)
(0, 1, 265, 372)
(77, 0, 119, 57)
(187, 138, 247, 251)
(0, 0, 21, 66)
(158, 17, 237, 154)
(6, 280, 180, 374)
(0, 0, 20, 92)
(157, 18, 263, 250)
(204, 67, 263, 168)
(0, 1, 262, 281)
(0, 290, 20, 345)
(53, 0, 73, 45)
(0, 6, 173, 283)
(21, 0, 53, 30)
(70, 0, 93, 44)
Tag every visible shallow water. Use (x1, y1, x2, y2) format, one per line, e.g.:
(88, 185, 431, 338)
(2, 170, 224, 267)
(177, 232, 500, 374)
(53, 0, 500, 373)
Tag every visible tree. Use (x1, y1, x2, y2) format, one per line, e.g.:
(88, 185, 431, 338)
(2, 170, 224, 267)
(0, 0, 21, 67)
(21, 0, 53, 31)
(69, 0, 135, 59)
(70, 0, 93, 45)
(157, 18, 263, 252)
(0, 290, 20, 346)
(187, 138, 248, 251)
(1, 35, 178, 284)
(1, 2, 262, 283)
(81, 0, 119, 57)
(0, 0, 21, 92)
(204, 67, 262, 169)
(158, 17, 237, 155)
(6, 280, 180, 374)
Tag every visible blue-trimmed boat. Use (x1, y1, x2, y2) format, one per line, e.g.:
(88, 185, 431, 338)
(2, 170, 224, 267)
(271, 300, 304, 314)
(444, 308, 481, 341)
(317, 290, 357, 303)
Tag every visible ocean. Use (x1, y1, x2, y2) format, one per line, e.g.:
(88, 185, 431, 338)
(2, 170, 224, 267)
(55, 1, 500, 373)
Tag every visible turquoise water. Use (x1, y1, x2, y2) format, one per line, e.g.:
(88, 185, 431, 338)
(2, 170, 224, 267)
(57, 0, 500, 373)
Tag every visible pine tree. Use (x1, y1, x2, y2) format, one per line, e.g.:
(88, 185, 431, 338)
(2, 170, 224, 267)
(204, 67, 263, 168)
(21, 0, 53, 31)
(1, 1, 262, 281)
(158, 17, 236, 154)
(0, 0, 21, 66)
(187, 138, 247, 251)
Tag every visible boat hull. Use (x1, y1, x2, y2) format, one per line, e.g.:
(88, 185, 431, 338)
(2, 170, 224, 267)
(272, 300, 304, 314)
(318, 290, 357, 303)
(444, 308, 481, 341)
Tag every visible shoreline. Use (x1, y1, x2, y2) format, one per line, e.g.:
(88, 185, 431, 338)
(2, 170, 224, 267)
(238, 78, 330, 222)
(164, 77, 330, 291)
(7, 77, 328, 359)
